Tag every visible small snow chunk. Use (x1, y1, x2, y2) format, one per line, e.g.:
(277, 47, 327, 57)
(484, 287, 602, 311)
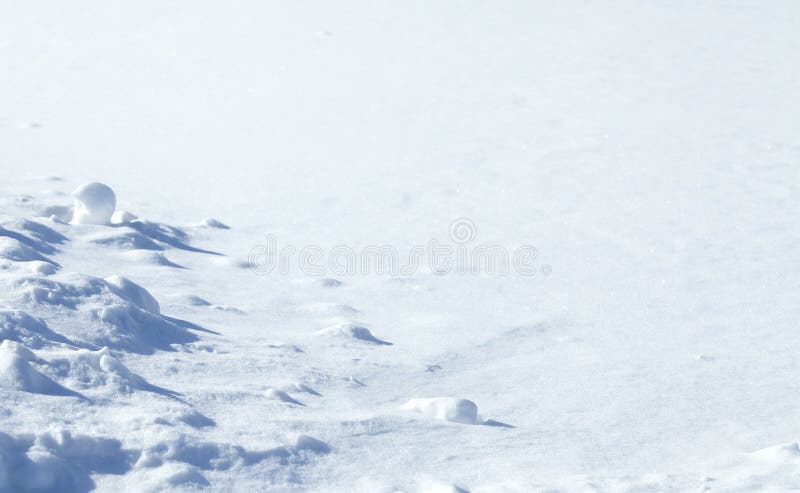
(186, 295, 212, 306)
(403, 398, 480, 424)
(419, 481, 471, 493)
(265, 388, 305, 406)
(320, 278, 343, 288)
(70, 182, 116, 225)
(284, 383, 321, 396)
(348, 376, 366, 387)
(293, 435, 330, 454)
(201, 218, 230, 229)
(177, 410, 216, 429)
(110, 210, 138, 225)
(314, 322, 392, 345)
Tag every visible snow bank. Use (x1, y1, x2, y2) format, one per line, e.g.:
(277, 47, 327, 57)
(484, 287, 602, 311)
(403, 398, 480, 425)
(70, 183, 116, 225)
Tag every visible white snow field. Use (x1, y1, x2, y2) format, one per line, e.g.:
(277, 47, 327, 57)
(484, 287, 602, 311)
(1, 1, 800, 491)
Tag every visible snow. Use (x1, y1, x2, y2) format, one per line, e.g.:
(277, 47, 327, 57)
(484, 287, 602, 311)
(2, 1, 800, 491)
(70, 183, 116, 226)
(314, 322, 393, 345)
(402, 398, 480, 425)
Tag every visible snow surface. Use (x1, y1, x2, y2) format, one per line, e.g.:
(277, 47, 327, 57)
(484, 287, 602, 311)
(1, 1, 800, 491)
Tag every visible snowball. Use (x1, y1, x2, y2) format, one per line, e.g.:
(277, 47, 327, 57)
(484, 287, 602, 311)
(403, 397, 480, 424)
(70, 182, 116, 225)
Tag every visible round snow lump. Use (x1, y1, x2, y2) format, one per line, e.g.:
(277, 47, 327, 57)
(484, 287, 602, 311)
(71, 182, 116, 225)
(403, 397, 479, 424)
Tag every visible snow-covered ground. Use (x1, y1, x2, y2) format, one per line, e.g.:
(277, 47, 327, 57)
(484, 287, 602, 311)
(2, 1, 800, 491)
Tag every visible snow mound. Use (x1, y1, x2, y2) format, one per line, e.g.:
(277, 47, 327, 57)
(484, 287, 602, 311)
(298, 302, 360, 317)
(282, 382, 321, 396)
(70, 182, 116, 225)
(0, 217, 66, 255)
(0, 237, 58, 265)
(265, 388, 305, 406)
(293, 435, 330, 454)
(10, 273, 198, 354)
(118, 250, 185, 268)
(200, 218, 229, 229)
(319, 278, 343, 288)
(0, 309, 73, 348)
(86, 229, 163, 251)
(23, 260, 59, 276)
(0, 344, 83, 399)
(154, 409, 216, 429)
(315, 322, 392, 345)
(92, 305, 198, 354)
(127, 220, 221, 255)
(176, 410, 216, 428)
(135, 435, 297, 471)
(698, 441, 800, 491)
(134, 462, 211, 489)
(184, 295, 211, 306)
(0, 430, 134, 493)
(419, 481, 471, 493)
(104, 275, 160, 314)
(0, 340, 43, 363)
(42, 347, 180, 399)
(402, 398, 480, 425)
